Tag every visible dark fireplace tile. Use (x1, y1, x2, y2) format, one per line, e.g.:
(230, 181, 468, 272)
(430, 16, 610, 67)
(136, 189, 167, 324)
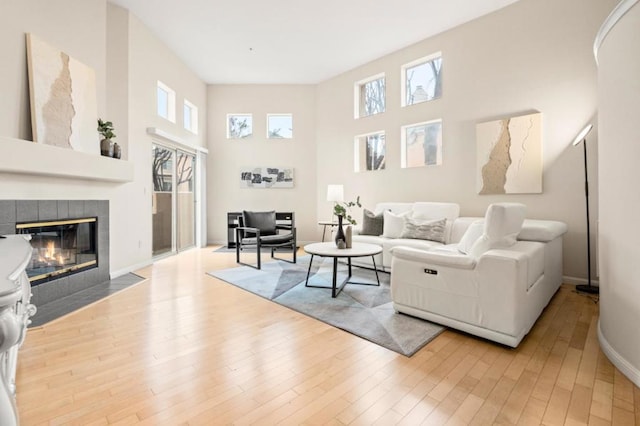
(84, 200, 98, 216)
(69, 200, 84, 218)
(98, 201, 109, 220)
(0, 200, 16, 224)
(31, 278, 66, 307)
(57, 201, 69, 219)
(17, 200, 38, 222)
(38, 200, 58, 221)
(0, 223, 14, 236)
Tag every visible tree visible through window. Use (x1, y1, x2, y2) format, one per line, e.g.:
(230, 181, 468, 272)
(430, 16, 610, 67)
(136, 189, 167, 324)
(355, 132, 386, 172)
(267, 114, 293, 139)
(227, 114, 252, 139)
(403, 54, 442, 106)
(356, 74, 386, 118)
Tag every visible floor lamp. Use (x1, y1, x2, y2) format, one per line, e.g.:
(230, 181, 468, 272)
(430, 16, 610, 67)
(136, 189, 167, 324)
(573, 124, 599, 295)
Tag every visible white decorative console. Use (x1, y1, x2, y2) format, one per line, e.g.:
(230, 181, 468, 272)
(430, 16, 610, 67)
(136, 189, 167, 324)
(0, 235, 37, 426)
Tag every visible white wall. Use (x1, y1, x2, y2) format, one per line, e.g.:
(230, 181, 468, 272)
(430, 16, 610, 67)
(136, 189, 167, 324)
(206, 85, 317, 245)
(596, 0, 640, 387)
(315, 0, 616, 279)
(0, 1, 208, 276)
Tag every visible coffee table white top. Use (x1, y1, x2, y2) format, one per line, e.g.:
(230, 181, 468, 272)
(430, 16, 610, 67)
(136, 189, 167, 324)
(304, 242, 382, 258)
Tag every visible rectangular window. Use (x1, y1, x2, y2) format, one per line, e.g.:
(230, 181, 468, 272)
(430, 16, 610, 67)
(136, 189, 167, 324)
(267, 114, 293, 139)
(227, 114, 253, 139)
(157, 81, 176, 122)
(354, 73, 386, 118)
(402, 53, 442, 107)
(183, 99, 198, 134)
(355, 131, 386, 172)
(401, 119, 443, 168)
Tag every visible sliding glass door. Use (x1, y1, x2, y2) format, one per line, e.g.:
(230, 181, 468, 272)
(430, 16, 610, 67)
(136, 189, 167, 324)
(152, 144, 196, 257)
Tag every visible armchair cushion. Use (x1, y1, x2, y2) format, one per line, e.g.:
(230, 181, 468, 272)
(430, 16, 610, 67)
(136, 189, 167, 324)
(242, 210, 277, 236)
(469, 203, 526, 258)
(361, 209, 384, 236)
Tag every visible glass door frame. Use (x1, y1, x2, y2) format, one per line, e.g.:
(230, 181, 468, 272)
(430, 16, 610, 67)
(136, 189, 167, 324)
(152, 141, 197, 259)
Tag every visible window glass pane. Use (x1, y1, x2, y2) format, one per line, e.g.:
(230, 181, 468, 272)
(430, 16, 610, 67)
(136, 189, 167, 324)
(267, 114, 293, 139)
(184, 104, 191, 129)
(404, 55, 442, 106)
(355, 132, 386, 172)
(157, 87, 168, 118)
(402, 120, 443, 168)
(358, 76, 385, 117)
(227, 114, 253, 139)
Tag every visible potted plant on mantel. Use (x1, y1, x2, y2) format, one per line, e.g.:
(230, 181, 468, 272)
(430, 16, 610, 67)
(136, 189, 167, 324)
(97, 118, 120, 158)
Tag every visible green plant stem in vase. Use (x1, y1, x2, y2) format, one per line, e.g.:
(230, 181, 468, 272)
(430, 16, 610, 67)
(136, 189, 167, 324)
(333, 196, 362, 225)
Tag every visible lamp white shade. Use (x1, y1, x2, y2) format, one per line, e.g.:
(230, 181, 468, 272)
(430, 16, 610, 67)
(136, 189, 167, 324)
(572, 124, 593, 146)
(326, 184, 344, 202)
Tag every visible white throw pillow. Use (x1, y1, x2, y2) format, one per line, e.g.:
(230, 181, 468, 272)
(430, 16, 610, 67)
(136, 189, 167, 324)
(382, 210, 410, 238)
(457, 220, 484, 255)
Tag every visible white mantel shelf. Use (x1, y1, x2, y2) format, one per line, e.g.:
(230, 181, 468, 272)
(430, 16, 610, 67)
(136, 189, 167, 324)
(0, 136, 134, 183)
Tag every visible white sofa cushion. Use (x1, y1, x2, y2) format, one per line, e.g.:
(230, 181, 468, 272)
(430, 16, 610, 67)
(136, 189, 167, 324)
(411, 202, 460, 242)
(469, 203, 526, 258)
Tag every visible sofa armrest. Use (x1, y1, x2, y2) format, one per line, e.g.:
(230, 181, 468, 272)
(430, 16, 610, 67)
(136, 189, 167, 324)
(390, 246, 476, 269)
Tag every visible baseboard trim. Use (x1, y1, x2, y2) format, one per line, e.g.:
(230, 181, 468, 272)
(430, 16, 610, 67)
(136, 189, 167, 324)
(598, 320, 640, 387)
(110, 259, 153, 279)
(562, 275, 600, 286)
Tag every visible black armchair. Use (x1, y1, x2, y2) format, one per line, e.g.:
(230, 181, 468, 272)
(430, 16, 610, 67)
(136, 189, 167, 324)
(235, 211, 297, 269)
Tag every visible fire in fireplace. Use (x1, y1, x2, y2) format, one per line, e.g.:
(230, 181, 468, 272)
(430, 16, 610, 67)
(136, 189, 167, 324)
(16, 217, 98, 285)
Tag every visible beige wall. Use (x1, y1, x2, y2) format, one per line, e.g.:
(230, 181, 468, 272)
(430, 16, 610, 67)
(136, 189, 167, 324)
(0, 1, 208, 275)
(597, 1, 640, 387)
(315, 0, 616, 279)
(206, 85, 317, 244)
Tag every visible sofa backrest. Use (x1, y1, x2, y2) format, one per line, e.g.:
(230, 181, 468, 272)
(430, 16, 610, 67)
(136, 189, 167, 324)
(373, 202, 413, 215)
(451, 218, 568, 244)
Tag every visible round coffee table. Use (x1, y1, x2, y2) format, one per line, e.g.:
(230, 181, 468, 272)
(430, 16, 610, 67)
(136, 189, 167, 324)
(303, 242, 382, 297)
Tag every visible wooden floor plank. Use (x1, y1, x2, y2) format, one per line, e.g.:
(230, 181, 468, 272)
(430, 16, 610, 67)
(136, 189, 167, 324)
(11, 247, 639, 425)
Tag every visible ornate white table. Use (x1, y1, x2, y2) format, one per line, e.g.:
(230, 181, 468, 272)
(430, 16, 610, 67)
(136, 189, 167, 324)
(0, 235, 37, 426)
(303, 242, 382, 297)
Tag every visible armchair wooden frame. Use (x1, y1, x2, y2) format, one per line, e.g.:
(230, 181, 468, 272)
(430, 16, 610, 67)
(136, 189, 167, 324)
(235, 211, 297, 269)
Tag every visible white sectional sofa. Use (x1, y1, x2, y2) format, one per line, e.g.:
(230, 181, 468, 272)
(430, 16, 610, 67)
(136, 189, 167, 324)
(350, 201, 568, 347)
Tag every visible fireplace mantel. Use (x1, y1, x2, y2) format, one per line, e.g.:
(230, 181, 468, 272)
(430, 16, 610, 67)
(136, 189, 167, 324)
(0, 136, 134, 183)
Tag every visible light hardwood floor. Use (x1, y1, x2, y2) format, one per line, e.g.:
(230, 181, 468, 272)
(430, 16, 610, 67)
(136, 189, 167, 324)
(16, 247, 640, 425)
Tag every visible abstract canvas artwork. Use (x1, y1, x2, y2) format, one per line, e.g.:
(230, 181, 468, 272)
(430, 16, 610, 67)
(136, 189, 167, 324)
(240, 167, 294, 188)
(26, 33, 99, 154)
(476, 112, 542, 194)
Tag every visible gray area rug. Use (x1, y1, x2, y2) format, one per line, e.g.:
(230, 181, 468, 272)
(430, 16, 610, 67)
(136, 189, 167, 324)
(207, 257, 445, 356)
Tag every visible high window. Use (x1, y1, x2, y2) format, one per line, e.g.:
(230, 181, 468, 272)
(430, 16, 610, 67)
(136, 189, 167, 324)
(267, 114, 293, 139)
(157, 81, 176, 122)
(183, 99, 198, 134)
(401, 119, 443, 168)
(227, 114, 253, 139)
(401, 53, 442, 107)
(355, 74, 386, 118)
(355, 132, 386, 172)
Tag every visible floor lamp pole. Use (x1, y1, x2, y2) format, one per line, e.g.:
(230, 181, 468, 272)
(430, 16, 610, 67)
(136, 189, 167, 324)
(576, 139, 598, 294)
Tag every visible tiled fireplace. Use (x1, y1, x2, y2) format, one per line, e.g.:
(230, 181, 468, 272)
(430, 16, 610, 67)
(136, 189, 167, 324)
(0, 200, 110, 307)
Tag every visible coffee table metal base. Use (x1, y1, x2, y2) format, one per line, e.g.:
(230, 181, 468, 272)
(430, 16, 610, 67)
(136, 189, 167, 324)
(304, 255, 380, 298)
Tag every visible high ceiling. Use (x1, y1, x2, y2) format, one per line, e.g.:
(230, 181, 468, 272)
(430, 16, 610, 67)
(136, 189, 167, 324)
(109, 0, 521, 84)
